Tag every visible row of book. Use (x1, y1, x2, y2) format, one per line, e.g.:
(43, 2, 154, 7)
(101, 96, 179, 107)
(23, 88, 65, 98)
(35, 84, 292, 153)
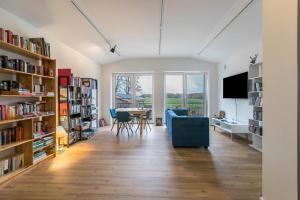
(0, 153, 24, 177)
(0, 55, 54, 76)
(249, 124, 263, 136)
(32, 84, 45, 95)
(33, 151, 46, 163)
(1, 80, 30, 96)
(254, 82, 263, 92)
(71, 77, 81, 87)
(82, 97, 92, 106)
(81, 107, 93, 118)
(33, 121, 49, 134)
(249, 95, 263, 107)
(33, 136, 53, 151)
(59, 116, 81, 130)
(253, 110, 262, 121)
(0, 28, 51, 57)
(59, 103, 81, 115)
(0, 126, 24, 146)
(68, 132, 80, 145)
(0, 102, 48, 121)
(68, 87, 81, 100)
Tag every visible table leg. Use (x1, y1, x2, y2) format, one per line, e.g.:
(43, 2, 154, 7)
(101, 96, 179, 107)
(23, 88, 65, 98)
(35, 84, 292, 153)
(140, 114, 144, 135)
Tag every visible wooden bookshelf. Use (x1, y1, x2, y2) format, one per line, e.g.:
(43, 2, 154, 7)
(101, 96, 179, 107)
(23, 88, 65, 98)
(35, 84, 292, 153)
(0, 36, 57, 183)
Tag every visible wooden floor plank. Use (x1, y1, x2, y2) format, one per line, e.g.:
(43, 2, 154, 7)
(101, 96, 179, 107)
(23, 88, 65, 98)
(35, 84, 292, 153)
(0, 126, 261, 200)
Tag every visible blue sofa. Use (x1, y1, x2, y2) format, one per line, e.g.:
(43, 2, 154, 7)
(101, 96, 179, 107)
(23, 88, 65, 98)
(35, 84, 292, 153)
(165, 109, 209, 148)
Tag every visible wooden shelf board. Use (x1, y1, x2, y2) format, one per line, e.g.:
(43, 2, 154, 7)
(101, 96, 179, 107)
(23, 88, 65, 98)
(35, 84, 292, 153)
(0, 68, 55, 79)
(0, 167, 28, 184)
(0, 40, 54, 61)
(0, 139, 34, 152)
(33, 132, 55, 140)
(33, 143, 53, 153)
(0, 113, 55, 125)
(33, 153, 55, 165)
(0, 94, 55, 98)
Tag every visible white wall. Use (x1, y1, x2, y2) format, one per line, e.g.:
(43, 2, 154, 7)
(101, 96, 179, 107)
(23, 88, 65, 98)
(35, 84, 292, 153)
(218, 42, 262, 124)
(0, 7, 102, 115)
(101, 57, 218, 123)
(262, 0, 298, 199)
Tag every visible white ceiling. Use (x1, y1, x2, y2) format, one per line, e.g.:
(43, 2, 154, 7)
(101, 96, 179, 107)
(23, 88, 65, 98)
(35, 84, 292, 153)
(0, 0, 261, 64)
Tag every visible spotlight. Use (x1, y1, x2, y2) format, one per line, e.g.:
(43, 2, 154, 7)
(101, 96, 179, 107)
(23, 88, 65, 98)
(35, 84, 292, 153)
(110, 45, 117, 54)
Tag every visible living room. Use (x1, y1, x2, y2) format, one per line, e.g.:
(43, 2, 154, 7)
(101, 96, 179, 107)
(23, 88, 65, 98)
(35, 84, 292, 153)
(0, 1, 297, 200)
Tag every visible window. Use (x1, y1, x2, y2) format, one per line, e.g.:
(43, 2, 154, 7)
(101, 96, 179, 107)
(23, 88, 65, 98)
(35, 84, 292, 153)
(113, 73, 153, 110)
(164, 72, 207, 116)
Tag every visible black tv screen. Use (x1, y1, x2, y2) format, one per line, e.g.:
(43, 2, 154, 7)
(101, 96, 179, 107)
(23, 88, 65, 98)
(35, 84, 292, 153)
(223, 72, 248, 99)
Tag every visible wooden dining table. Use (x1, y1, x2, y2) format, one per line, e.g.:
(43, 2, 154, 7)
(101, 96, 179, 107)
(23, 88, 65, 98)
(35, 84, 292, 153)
(116, 108, 149, 134)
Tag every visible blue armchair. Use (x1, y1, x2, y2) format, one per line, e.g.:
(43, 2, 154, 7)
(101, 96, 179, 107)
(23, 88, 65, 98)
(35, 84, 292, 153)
(165, 109, 209, 148)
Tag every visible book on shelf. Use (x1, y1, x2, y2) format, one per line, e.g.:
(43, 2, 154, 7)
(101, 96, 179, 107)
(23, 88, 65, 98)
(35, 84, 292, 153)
(0, 54, 55, 76)
(0, 125, 24, 146)
(33, 151, 47, 163)
(59, 103, 68, 116)
(33, 136, 53, 150)
(71, 77, 81, 87)
(0, 153, 24, 177)
(59, 88, 67, 101)
(255, 82, 262, 92)
(0, 101, 54, 121)
(0, 28, 51, 57)
(33, 121, 49, 139)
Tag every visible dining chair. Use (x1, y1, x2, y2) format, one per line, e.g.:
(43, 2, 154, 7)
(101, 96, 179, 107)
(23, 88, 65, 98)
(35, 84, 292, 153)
(135, 109, 152, 133)
(116, 111, 133, 136)
(109, 108, 117, 131)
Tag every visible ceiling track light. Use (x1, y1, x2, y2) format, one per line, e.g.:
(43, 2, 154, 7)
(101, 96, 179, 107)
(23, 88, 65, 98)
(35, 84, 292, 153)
(158, 0, 164, 55)
(197, 0, 255, 56)
(70, 0, 120, 56)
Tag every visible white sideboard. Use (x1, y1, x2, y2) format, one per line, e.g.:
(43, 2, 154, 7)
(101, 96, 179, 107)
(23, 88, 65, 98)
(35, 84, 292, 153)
(211, 118, 248, 140)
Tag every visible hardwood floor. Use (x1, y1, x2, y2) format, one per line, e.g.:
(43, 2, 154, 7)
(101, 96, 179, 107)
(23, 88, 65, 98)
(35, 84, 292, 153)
(0, 126, 262, 200)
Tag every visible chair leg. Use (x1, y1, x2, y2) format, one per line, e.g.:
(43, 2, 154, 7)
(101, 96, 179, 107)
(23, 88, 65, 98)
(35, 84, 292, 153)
(124, 123, 130, 136)
(120, 123, 125, 134)
(135, 122, 140, 133)
(146, 120, 151, 131)
(111, 119, 117, 131)
(127, 122, 134, 134)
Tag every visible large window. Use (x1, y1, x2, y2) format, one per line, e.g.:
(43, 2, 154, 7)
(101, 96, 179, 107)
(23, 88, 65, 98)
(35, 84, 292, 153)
(113, 73, 153, 109)
(164, 72, 207, 116)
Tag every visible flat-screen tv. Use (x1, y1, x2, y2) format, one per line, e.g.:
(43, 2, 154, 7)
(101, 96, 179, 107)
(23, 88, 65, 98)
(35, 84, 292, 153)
(223, 72, 248, 99)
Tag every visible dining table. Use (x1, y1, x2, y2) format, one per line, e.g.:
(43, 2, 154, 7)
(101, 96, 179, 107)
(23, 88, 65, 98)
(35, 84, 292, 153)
(116, 108, 149, 134)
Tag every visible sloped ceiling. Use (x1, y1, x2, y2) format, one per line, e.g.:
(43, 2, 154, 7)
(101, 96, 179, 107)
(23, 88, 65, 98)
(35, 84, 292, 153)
(0, 0, 261, 64)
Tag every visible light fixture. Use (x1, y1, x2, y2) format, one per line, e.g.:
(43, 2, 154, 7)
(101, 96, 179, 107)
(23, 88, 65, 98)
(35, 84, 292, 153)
(110, 45, 117, 54)
(71, 0, 120, 56)
(56, 126, 67, 153)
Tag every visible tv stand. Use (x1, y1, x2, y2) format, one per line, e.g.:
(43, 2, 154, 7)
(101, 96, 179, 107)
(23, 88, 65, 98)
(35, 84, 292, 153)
(211, 118, 248, 140)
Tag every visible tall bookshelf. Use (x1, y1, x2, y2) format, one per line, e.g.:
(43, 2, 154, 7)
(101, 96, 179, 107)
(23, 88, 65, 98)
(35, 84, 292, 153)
(0, 38, 56, 184)
(81, 78, 98, 139)
(58, 76, 82, 146)
(248, 62, 263, 152)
